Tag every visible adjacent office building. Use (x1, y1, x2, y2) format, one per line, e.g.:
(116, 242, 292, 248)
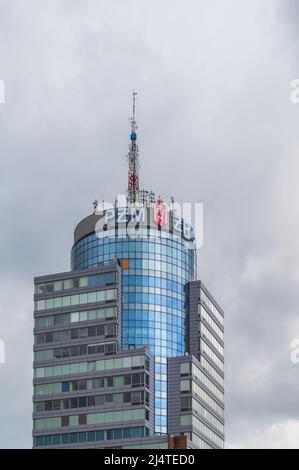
(33, 95, 224, 449)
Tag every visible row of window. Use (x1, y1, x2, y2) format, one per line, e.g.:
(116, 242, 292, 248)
(192, 381, 224, 418)
(35, 307, 117, 329)
(180, 415, 224, 448)
(200, 306, 224, 341)
(181, 397, 224, 434)
(35, 272, 116, 295)
(185, 415, 224, 448)
(123, 443, 168, 449)
(34, 341, 117, 362)
(200, 324, 224, 357)
(123, 286, 183, 302)
(73, 261, 193, 285)
(201, 340, 224, 372)
(72, 254, 193, 271)
(34, 354, 147, 379)
(200, 291, 224, 326)
(122, 275, 184, 293)
(122, 293, 184, 311)
(34, 390, 149, 412)
(72, 239, 194, 260)
(122, 306, 184, 318)
(73, 231, 194, 248)
(191, 398, 224, 434)
(123, 326, 183, 339)
(192, 364, 224, 401)
(35, 289, 117, 311)
(200, 357, 224, 388)
(190, 433, 213, 449)
(123, 320, 184, 330)
(34, 408, 147, 430)
(124, 343, 184, 358)
(180, 380, 223, 418)
(34, 372, 148, 396)
(34, 426, 149, 447)
(35, 323, 116, 345)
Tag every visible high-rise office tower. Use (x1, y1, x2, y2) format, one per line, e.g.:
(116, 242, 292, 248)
(33, 93, 224, 449)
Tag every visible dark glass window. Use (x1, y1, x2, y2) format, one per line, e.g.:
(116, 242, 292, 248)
(88, 396, 95, 407)
(71, 381, 78, 391)
(96, 430, 104, 441)
(72, 278, 80, 289)
(62, 399, 69, 410)
(181, 397, 190, 411)
(114, 428, 122, 440)
(70, 398, 78, 408)
(88, 345, 96, 355)
(97, 325, 104, 336)
(87, 431, 95, 441)
(132, 391, 141, 405)
(105, 394, 113, 403)
(36, 334, 44, 345)
(52, 400, 61, 411)
(61, 416, 69, 427)
(123, 392, 131, 403)
(106, 324, 114, 337)
(70, 433, 78, 444)
(79, 345, 87, 355)
(61, 434, 69, 444)
(106, 377, 113, 387)
(71, 329, 78, 340)
(79, 414, 87, 425)
(78, 380, 86, 390)
(52, 435, 60, 445)
(44, 401, 52, 412)
(35, 436, 43, 446)
(95, 395, 104, 406)
(35, 402, 44, 412)
(123, 427, 131, 439)
(132, 373, 141, 387)
(124, 375, 131, 386)
(79, 397, 86, 408)
(88, 326, 97, 337)
(45, 332, 53, 343)
(44, 435, 52, 446)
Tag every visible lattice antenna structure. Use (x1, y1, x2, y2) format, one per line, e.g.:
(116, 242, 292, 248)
(127, 91, 140, 205)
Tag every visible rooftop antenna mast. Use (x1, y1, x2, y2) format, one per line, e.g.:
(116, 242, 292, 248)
(127, 91, 140, 205)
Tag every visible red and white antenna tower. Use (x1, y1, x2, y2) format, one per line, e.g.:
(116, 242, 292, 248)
(127, 91, 140, 205)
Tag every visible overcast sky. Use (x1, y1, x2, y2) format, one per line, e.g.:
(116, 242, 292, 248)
(0, 0, 299, 448)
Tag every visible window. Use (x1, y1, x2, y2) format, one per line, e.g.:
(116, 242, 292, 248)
(123, 392, 131, 403)
(62, 399, 69, 410)
(79, 397, 86, 408)
(181, 397, 190, 411)
(62, 382, 69, 393)
(70, 433, 78, 444)
(61, 416, 69, 427)
(53, 400, 60, 411)
(78, 414, 87, 425)
(79, 432, 86, 443)
(45, 401, 52, 412)
(180, 362, 190, 375)
(132, 373, 141, 387)
(180, 380, 190, 392)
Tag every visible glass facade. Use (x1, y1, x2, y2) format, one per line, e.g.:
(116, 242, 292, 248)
(71, 219, 196, 434)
